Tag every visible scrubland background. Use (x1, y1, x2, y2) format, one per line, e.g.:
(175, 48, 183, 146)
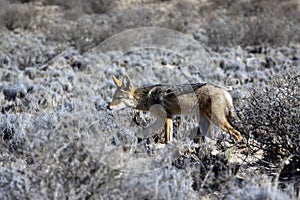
(0, 0, 299, 199)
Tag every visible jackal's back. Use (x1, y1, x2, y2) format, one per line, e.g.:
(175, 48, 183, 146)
(134, 83, 207, 116)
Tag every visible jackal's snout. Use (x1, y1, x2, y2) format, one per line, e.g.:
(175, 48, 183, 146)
(107, 99, 128, 110)
(106, 103, 112, 110)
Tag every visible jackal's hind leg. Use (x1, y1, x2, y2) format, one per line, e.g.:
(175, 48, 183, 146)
(193, 115, 211, 143)
(221, 121, 242, 142)
(198, 115, 211, 138)
(165, 118, 173, 143)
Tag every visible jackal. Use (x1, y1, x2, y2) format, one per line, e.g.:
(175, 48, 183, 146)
(108, 75, 242, 143)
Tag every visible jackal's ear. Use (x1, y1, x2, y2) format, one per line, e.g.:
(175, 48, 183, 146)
(112, 75, 122, 87)
(122, 75, 133, 90)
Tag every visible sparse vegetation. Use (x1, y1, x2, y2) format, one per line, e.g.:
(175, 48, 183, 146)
(0, 0, 299, 199)
(43, 0, 115, 14)
(202, 0, 300, 48)
(0, 1, 34, 30)
(237, 69, 299, 183)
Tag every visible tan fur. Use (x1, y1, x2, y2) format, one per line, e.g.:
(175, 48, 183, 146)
(108, 75, 242, 143)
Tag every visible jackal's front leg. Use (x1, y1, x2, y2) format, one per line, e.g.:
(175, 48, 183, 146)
(165, 118, 173, 143)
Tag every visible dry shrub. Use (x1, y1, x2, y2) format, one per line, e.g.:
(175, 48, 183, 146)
(203, 0, 300, 48)
(189, 153, 239, 197)
(44, 19, 111, 53)
(205, 14, 299, 48)
(0, 1, 34, 30)
(237, 69, 299, 177)
(41, 0, 114, 51)
(7, 0, 38, 3)
(82, 0, 115, 14)
(43, 0, 115, 14)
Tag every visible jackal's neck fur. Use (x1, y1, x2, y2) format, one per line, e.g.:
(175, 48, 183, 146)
(133, 85, 161, 111)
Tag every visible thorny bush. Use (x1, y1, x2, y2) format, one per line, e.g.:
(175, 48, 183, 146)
(237, 70, 299, 178)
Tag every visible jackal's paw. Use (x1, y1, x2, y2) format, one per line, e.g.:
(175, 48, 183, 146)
(233, 132, 243, 143)
(240, 137, 247, 144)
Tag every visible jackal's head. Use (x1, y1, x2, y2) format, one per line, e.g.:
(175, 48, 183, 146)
(107, 75, 136, 110)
